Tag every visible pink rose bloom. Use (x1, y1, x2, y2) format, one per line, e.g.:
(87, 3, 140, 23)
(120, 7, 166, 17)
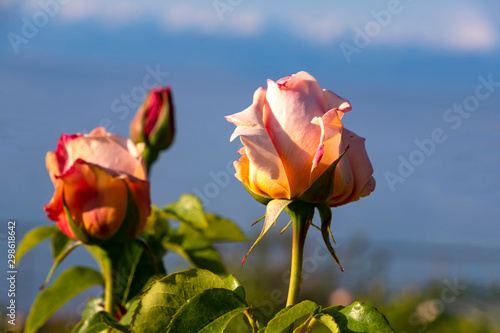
(226, 71, 375, 206)
(44, 127, 150, 242)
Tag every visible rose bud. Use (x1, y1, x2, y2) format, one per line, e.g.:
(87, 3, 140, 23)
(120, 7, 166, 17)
(130, 86, 175, 168)
(226, 71, 375, 207)
(44, 127, 151, 244)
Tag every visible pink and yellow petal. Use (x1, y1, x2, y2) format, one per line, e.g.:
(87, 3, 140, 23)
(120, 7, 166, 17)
(264, 73, 326, 196)
(61, 161, 127, 240)
(226, 87, 290, 196)
(332, 129, 375, 206)
(44, 182, 76, 239)
(322, 89, 351, 119)
(309, 109, 344, 184)
(124, 176, 151, 236)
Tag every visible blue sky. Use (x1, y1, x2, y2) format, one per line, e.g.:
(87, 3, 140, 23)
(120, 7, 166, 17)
(1, 0, 500, 292)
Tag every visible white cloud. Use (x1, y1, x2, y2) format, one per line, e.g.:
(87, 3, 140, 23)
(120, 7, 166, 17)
(290, 14, 346, 44)
(374, 4, 497, 51)
(162, 3, 262, 36)
(14, 0, 499, 52)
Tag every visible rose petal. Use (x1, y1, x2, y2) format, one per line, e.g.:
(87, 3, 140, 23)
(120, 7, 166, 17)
(310, 109, 344, 183)
(44, 182, 75, 239)
(264, 72, 327, 196)
(234, 148, 289, 199)
(61, 160, 128, 240)
(323, 89, 352, 119)
(226, 87, 290, 196)
(62, 128, 143, 177)
(328, 129, 375, 206)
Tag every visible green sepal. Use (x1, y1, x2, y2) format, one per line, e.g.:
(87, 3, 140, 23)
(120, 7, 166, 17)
(299, 146, 349, 204)
(317, 203, 343, 271)
(243, 183, 273, 205)
(242, 199, 292, 265)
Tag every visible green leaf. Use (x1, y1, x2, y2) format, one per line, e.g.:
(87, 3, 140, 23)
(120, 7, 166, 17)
(130, 268, 230, 333)
(16, 225, 57, 263)
(25, 266, 104, 333)
(322, 302, 394, 333)
(167, 288, 248, 333)
(242, 199, 292, 264)
(117, 241, 166, 304)
(86, 241, 166, 306)
(202, 213, 247, 242)
(224, 275, 246, 303)
(50, 228, 71, 258)
(79, 297, 104, 322)
(72, 311, 129, 333)
(313, 313, 340, 332)
(119, 298, 139, 325)
(265, 300, 319, 332)
(317, 204, 343, 271)
(163, 194, 208, 228)
(293, 314, 315, 333)
(163, 223, 226, 275)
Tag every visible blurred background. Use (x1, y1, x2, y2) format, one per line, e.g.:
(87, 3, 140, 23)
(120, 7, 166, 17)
(1, 0, 499, 331)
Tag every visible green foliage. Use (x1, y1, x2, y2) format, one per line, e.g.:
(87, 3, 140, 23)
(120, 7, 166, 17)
(16, 225, 58, 263)
(159, 194, 245, 275)
(312, 313, 341, 332)
(162, 222, 227, 275)
(50, 228, 71, 258)
(72, 311, 129, 333)
(167, 288, 248, 332)
(265, 301, 319, 332)
(130, 268, 233, 332)
(203, 213, 247, 242)
(224, 274, 246, 302)
(24, 267, 104, 333)
(323, 302, 394, 333)
(163, 194, 208, 228)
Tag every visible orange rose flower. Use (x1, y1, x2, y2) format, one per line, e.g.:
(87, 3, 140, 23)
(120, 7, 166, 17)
(44, 127, 150, 242)
(226, 71, 375, 207)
